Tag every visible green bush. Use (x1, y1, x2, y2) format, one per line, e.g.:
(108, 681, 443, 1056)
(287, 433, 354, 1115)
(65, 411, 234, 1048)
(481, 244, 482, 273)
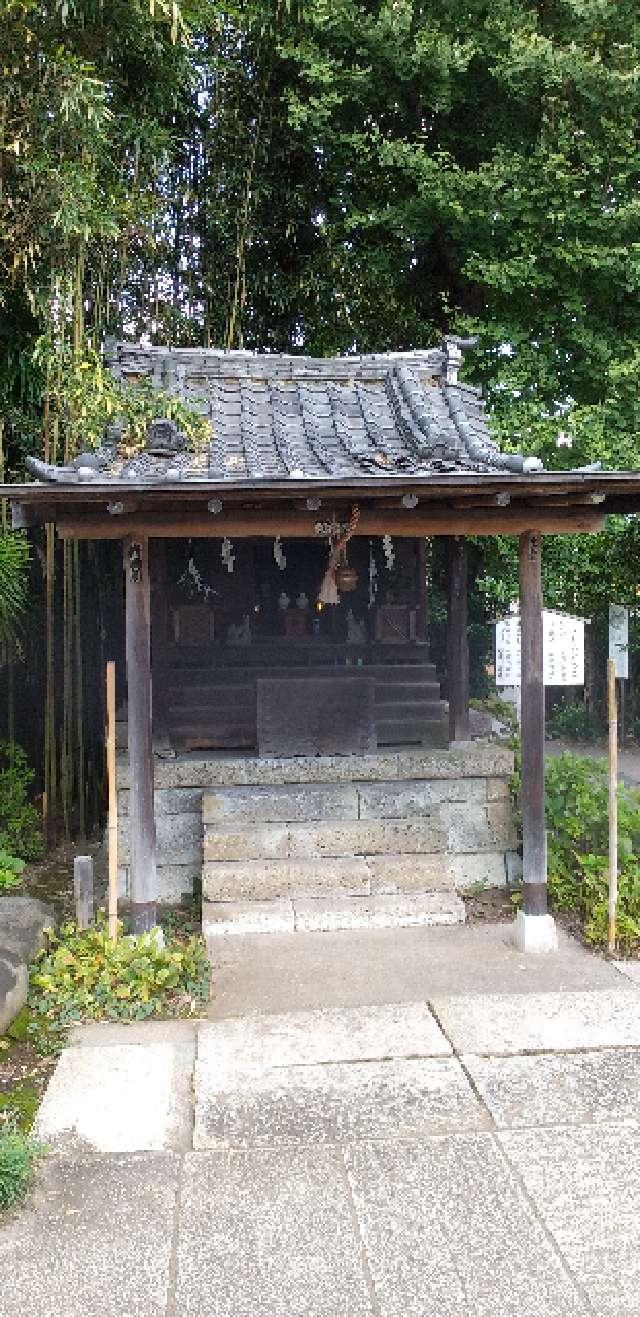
(0, 1125, 38, 1212)
(29, 918, 210, 1044)
(545, 753, 640, 953)
(546, 699, 602, 743)
(0, 741, 42, 860)
(0, 848, 26, 890)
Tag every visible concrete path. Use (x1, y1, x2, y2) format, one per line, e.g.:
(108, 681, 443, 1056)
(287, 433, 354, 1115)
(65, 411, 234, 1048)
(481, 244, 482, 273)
(3, 924, 640, 1315)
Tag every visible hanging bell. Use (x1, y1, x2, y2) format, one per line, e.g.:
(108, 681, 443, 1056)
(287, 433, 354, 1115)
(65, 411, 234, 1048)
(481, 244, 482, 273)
(335, 552, 358, 593)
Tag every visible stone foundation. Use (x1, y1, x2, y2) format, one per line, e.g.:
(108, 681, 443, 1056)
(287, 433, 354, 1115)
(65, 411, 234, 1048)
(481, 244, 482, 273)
(115, 745, 517, 905)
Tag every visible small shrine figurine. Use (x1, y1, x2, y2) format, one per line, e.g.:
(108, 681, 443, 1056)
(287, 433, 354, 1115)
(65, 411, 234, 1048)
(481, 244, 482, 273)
(296, 591, 309, 609)
(278, 591, 290, 611)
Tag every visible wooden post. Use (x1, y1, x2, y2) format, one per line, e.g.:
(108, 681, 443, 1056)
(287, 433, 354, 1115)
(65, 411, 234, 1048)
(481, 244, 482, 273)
(73, 855, 94, 930)
(446, 536, 470, 742)
(106, 660, 118, 941)
(608, 657, 618, 952)
(124, 536, 157, 933)
(519, 531, 547, 913)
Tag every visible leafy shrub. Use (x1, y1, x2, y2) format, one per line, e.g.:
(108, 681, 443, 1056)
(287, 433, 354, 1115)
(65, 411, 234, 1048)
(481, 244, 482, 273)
(0, 1125, 38, 1212)
(0, 741, 42, 860)
(0, 849, 25, 890)
(546, 699, 602, 743)
(29, 918, 210, 1044)
(545, 753, 640, 953)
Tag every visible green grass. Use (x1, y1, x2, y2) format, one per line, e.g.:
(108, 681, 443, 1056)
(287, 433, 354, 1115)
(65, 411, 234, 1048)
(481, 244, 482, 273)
(0, 1125, 39, 1212)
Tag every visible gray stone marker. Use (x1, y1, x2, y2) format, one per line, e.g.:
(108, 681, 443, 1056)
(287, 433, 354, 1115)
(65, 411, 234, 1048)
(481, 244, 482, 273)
(501, 1124, 640, 1317)
(175, 1148, 376, 1316)
(0, 1152, 179, 1317)
(73, 855, 94, 929)
(432, 988, 640, 1055)
(465, 1048, 640, 1128)
(344, 1134, 590, 1317)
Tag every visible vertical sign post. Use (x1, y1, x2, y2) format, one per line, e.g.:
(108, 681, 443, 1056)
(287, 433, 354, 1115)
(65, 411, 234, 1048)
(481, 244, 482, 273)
(607, 657, 618, 953)
(106, 660, 118, 942)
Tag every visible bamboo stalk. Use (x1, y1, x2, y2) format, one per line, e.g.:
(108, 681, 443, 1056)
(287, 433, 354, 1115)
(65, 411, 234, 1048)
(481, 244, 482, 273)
(608, 657, 618, 953)
(106, 660, 118, 941)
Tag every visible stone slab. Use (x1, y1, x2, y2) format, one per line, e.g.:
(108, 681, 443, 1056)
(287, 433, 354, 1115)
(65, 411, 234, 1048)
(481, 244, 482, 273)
(35, 1041, 194, 1152)
(203, 781, 359, 824)
(612, 959, 640, 986)
(368, 853, 454, 894)
(202, 856, 371, 902)
(117, 862, 200, 902)
(432, 988, 640, 1055)
(198, 1001, 452, 1073)
(446, 851, 507, 889)
(344, 1135, 589, 1316)
(203, 898, 295, 938)
(443, 801, 516, 851)
(118, 812, 202, 864)
(203, 823, 289, 861)
(119, 745, 514, 790)
(293, 891, 465, 932)
(118, 787, 203, 816)
(194, 1056, 487, 1148)
(465, 1048, 640, 1128)
(357, 777, 488, 818)
(0, 1152, 179, 1317)
(175, 1148, 375, 1316)
(500, 1124, 640, 1317)
(287, 817, 445, 857)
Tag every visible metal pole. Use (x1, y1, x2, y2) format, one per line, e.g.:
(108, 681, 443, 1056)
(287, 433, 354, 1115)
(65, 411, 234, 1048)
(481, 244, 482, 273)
(608, 657, 618, 953)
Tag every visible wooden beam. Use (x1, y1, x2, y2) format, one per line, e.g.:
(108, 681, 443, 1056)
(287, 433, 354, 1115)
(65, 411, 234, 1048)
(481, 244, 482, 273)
(519, 531, 547, 914)
(416, 537, 428, 643)
(124, 535, 157, 932)
(446, 537, 470, 742)
(56, 508, 606, 540)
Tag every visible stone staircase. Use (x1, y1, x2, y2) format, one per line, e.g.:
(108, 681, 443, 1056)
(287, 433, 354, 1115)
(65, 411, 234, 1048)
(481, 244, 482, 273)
(201, 747, 517, 941)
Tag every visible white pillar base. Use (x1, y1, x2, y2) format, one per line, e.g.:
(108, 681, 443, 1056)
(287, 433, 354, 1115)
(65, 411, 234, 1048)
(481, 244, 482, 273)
(513, 909, 558, 954)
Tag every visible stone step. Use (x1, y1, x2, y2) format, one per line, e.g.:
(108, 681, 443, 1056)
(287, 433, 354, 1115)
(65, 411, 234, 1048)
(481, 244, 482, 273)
(203, 851, 456, 902)
(202, 891, 466, 939)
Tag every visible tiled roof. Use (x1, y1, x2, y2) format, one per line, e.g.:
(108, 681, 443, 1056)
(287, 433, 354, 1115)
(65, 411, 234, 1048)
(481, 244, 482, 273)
(25, 338, 543, 486)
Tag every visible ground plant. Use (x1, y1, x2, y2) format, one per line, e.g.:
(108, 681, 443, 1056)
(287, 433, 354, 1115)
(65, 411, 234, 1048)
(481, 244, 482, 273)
(0, 742, 43, 861)
(28, 917, 210, 1047)
(546, 699, 602, 743)
(544, 753, 640, 953)
(0, 1122, 40, 1212)
(0, 849, 26, 890)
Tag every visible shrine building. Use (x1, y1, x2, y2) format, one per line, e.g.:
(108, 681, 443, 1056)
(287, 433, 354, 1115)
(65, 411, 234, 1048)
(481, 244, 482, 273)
(8, 336, 640, 952)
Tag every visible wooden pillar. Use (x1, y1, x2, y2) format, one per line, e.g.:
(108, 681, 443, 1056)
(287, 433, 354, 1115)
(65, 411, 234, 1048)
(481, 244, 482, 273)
(519, 531, 547, 913)
(446, 536, 470, 742)
(416, 538, 428, 643)
(124, 535, 157, 931)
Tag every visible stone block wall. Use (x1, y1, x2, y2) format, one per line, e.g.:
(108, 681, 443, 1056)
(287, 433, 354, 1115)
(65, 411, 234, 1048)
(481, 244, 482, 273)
(115, 745, 517, 904)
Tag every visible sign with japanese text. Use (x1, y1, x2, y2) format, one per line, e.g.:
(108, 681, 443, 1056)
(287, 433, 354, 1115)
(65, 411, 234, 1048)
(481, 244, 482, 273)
(495, 611, 585, 688)
(608, 604, 629, 680)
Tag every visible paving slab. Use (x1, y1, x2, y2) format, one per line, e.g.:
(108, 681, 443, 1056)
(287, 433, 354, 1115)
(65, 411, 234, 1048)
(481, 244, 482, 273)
(612, 958, 640, 986)
(199, 1001, 451, 1072)
(500, 1124, 640, 1317)
(344, 1134, 589, 1316)
(432, 988, 640, 1055)
(35, 1040, 194, 1152)
(175, 1147, 376, 1316)
(465, 1048, 640, 1128)
(0, 1152, 179, 1317)
(194, 1056, 487, 1148)
(207, 922, 622, 1018)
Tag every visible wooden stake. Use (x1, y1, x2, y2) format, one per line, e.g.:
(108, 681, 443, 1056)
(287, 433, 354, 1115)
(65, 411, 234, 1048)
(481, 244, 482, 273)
(106, 660, 118, 942)
(608, 657, 618, 953)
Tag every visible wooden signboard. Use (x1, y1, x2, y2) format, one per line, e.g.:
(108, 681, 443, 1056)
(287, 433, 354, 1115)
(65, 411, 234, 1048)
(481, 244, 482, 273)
(257, 676, 376, 757)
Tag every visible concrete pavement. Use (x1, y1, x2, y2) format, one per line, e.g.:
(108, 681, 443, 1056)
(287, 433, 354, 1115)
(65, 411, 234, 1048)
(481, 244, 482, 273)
(3, 923, 640, 1315)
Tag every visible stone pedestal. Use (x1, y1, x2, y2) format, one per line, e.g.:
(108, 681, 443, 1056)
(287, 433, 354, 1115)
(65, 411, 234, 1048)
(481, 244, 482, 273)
(512, 909, 558, 954)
